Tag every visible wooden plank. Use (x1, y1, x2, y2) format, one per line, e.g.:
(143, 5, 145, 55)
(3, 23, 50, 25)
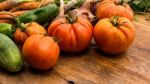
(135, 15, 150, 26)
(0, 16, 149, 84)
(0, 65, 68, 84)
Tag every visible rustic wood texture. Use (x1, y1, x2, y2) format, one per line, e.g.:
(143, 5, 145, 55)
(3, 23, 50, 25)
(0, 16, 150, 84)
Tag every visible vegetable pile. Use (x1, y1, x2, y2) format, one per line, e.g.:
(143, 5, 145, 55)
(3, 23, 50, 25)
(0, 0, 140, 72)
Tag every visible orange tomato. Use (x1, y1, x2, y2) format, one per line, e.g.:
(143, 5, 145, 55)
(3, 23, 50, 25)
(14, 29, 28, 44)
(95, 0, 134, 21)
(48, 16, 93, 52)
(24, 22, 47, 36)
(14, 22, 47, 44)
(94, 16, 135, 54)
(22, 34, 60, 70)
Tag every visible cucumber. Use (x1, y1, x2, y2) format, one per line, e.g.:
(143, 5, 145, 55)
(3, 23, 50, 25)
(0, 23, 14, 38)
(16, 4, 59, 24)
(0, 33, 23, 72)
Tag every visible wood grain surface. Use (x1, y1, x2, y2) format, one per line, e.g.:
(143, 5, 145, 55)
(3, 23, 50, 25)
(0, 16, 150, 84)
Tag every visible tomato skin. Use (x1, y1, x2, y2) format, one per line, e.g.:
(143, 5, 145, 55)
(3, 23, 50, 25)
(93, 17, 135, 54)
(24, 22, 47, 36)
(14, 22, 47, 44)
(22, 34, 60, 70)
(48, 16, 93, 52)
(14, 29, 28, 44)
(95, 0, 134, 21)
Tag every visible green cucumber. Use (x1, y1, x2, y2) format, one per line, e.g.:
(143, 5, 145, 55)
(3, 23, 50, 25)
(15, 4, 59, 24)
(0, 33, 23, 72)
(0, 23, 14, 38)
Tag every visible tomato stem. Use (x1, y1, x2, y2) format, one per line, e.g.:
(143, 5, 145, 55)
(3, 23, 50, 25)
(111, 16, 119, 27)
(15, 18, 26, 31)
(66, 15, 75, 24)
(111, 16, 127, 27)
(52, 36, 61, 43)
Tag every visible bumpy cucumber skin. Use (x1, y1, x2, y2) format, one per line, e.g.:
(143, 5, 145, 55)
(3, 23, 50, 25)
(16, 4, 59, 24)
(0, 33, 23, 72)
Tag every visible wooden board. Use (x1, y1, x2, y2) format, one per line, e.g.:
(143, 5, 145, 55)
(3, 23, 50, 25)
(0, 16, 150, 84)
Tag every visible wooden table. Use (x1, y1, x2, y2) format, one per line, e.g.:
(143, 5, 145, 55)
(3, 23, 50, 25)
(0, 16, 150, 84)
